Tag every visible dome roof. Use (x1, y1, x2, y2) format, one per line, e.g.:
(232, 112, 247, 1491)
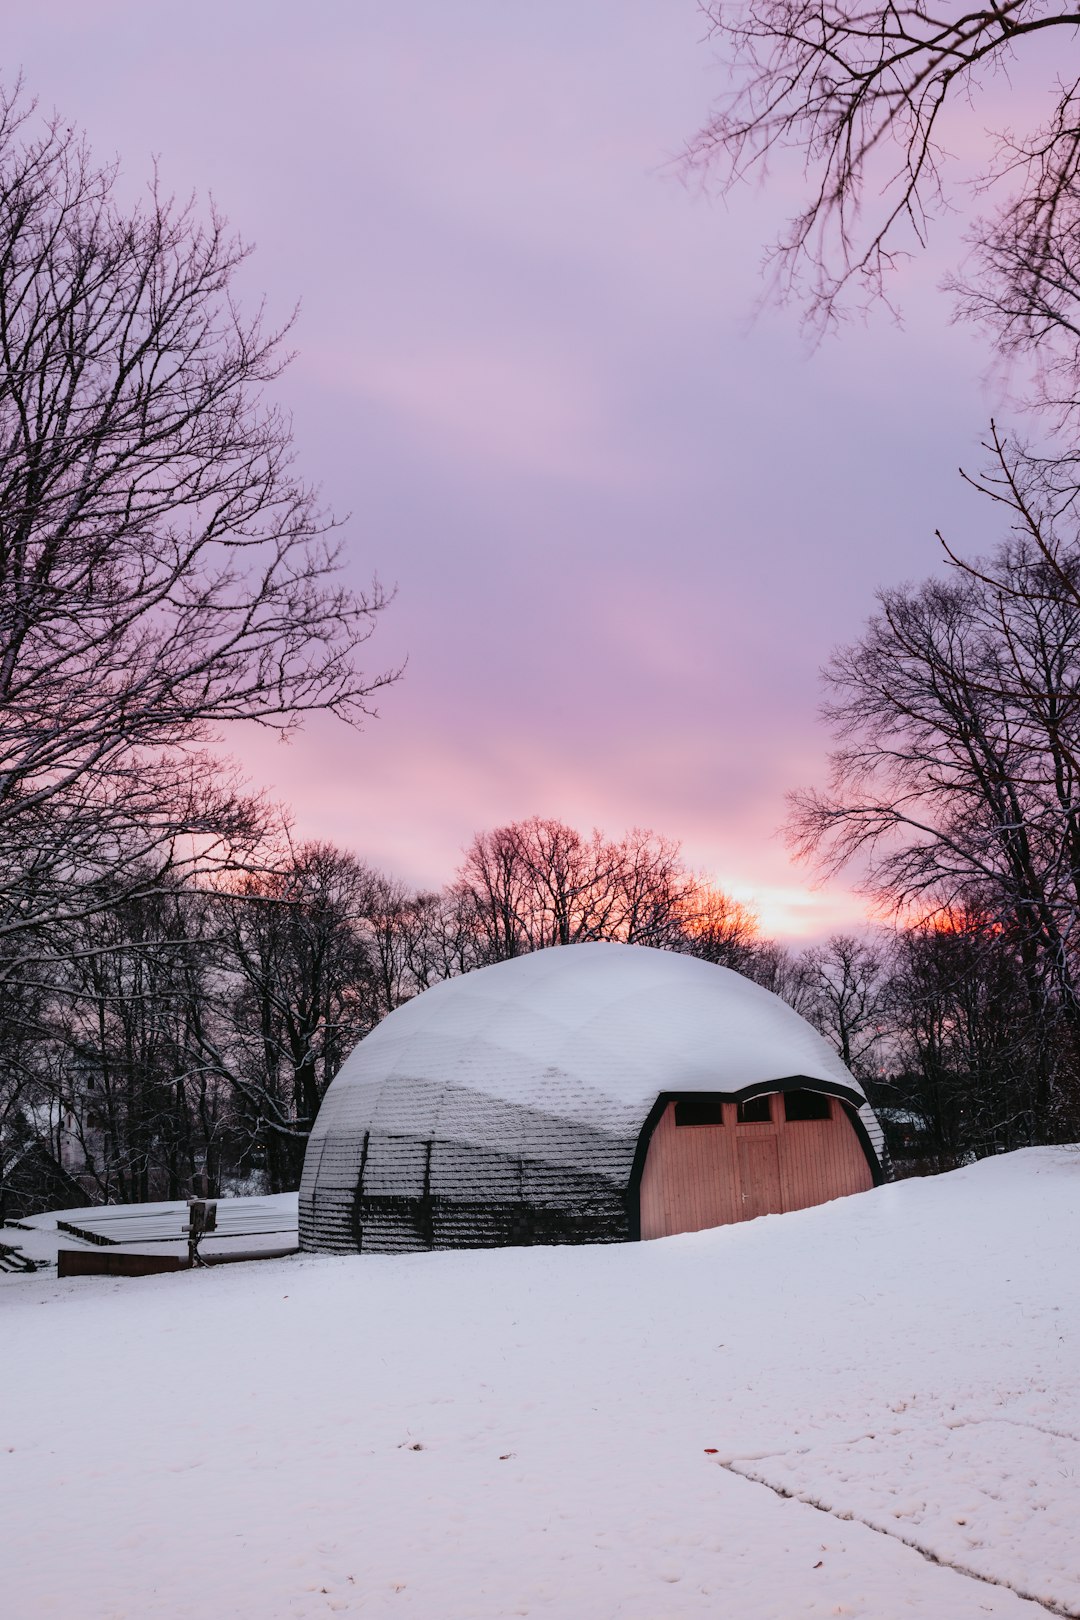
(301, 944, 883, 1254)
(329, 940, 864, 1124)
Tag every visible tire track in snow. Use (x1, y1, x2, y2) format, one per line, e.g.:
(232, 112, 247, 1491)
(717, 1426, 1080, 1620)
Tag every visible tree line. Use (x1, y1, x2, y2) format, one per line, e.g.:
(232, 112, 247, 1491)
(0, 818, 753, 1200)
(6, 806, 1069, 1204)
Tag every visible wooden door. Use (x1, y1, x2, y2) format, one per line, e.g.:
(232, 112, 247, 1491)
(736, 1134, 782, 1220)
(637, 1090, 874, 1239)
(638, 1101, 741, 1238)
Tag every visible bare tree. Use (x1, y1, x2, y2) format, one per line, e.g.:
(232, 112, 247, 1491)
(609, 828, 698, 947)
(357, 868, 425, 1018)
(505, 818, 626, 947)
(399, 887, 484, 991)
(0, 85, 394, 984)
(677, 880, 761, 969)
(458, 818, 620, 957)
(456, 815, 772, 983)
(787, 498, 1080, 1135)
(53, 884, 226, 1202)
(207, 842, 377, 1191)
(791, 569, 1047, 930)
(458, 818, 728, 959)
(689, 0, 1080, 364)
(739, 939, 816, 1012)
(458, 823, 533, 961)
(883, 905, 1056, 1161)
(0, 961, 57, 1191)
(799, 934, 888, 1078)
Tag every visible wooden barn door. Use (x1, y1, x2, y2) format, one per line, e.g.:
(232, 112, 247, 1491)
(638, 1101, 740, 1238)
(736, 1135, 782, 1220)
(637, 1089, 873, 1238)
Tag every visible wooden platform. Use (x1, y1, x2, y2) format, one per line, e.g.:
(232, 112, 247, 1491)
(57, 1243, 300, 1279)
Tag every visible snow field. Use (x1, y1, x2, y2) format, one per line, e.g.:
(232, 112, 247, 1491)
(2, 1148, 1077, 1618)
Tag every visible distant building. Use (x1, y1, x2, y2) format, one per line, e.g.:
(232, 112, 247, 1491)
(1, 1123, 90, 1222)
(300, 942, 886, 1254)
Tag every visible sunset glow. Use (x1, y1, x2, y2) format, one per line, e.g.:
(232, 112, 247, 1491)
(7, 2, 1004, 942)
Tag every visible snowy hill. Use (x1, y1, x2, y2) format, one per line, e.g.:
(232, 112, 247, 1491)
(3, 1149, 1078, 1619)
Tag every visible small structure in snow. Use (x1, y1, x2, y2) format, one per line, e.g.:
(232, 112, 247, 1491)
(299, 942, 885, 1254)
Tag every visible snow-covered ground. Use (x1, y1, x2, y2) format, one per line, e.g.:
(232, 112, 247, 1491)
(2, 1149, 1077, 1619)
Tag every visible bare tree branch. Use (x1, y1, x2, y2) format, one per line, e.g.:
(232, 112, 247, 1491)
(0, 83, 397, 971)
(690, 0, 1080, 353)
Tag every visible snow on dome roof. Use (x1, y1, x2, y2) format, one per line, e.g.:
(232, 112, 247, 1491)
(339, 941, 864, 1117)
(301, 943, 883, 1255)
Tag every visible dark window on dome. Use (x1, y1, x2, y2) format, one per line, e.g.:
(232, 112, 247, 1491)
(784, 1089, 832, 1121)
(737, 1094, 773, 1123)
(675, 1096, 725, 1127)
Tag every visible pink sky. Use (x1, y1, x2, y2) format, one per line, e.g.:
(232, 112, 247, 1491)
(9, 3, 1002, 938)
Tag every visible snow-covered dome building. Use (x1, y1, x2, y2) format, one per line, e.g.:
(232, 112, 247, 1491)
(299, 942, 886, 1254)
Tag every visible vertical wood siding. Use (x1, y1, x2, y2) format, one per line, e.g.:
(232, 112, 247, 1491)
(638, 1094, 874, 1239)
